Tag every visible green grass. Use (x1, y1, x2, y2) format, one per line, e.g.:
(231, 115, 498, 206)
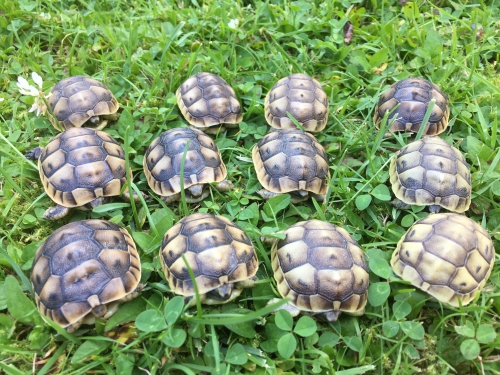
(1, 0, 500, 374)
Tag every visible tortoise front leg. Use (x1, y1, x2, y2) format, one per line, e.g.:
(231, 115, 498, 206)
(43, 205, 71, 220)
(26, 147, 43, 160)
(122, 188, 148, 202)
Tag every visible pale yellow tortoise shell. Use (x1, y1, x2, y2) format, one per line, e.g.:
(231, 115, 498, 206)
(252, 129, 330, 199)
(176, 72, 243, 128)
(391, 213, 495, 307)
(373, 77, 450, 136)
(159, 213, 258, 304)
(47, 76, 119, 131)
(143, 127, 227, 198)
(272, 220, 369, 320)
(31, 220, 142, 332)
(264, 73, 329, 132)
(38, 127, 128, 208)
(389, 136, 471, 213)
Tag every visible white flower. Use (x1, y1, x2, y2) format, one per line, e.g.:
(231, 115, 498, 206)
(32, 72, 43, 89)
(227, 19, 239, 29)
(0, 98, 4, 102)
(17, 76, 39, 96)
(16, 72, 51, 117)
(38, 12, 51, 21)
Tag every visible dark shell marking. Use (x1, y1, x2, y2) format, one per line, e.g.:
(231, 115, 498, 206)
(176, 72, 242, 128)
(391, 213, 494, 307)
(31, 219, 141, 329)
(389, 136, 471, 212)
(143, 127, 226, 196)
(160, 213, 258, 296)
(38, 127, 127, 207)
(271, 220, 369, 315)
(252, 129, 330, 194)
(264, 73, 328, 132)
(48, 76, 119, 129)
(374, 77, 450, 135)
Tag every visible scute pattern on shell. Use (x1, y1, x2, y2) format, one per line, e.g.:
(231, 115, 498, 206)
(264, 73, 329, 132)
(252, 129, 330, 194)
(48, 76, 119, 130)
(160, 213, 258, 297)
(176, 72, 242, 128)
(373, 77, 450, 135)
(143, 127, 227, 197)
(30, 220, 141, 329)
(271, 220, 369, 315)
(389, 136, 471, 212)
(391, 213, 495, 307)
(39, 127, 127, 207)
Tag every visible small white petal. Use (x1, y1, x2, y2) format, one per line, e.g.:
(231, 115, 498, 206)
(0, 98, 4, 102)
(17, 76, 31, 90)
(32, 72, 43, 89)
(29, 103, 38, 113)
(227, 19, 239, 29)
(19, 88, 33, 96)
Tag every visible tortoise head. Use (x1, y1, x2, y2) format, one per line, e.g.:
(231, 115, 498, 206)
(89, 116, 100, 125)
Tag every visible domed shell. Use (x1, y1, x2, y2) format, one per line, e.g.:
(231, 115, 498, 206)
(391, 213, 495, 307)
(38, 127, 127, 208)
(47, 76, 119, 130)
(272, 220, 369, 316)
(264, 73, 328, 132)
(143, 127, 227, 197)
(30, 219, 141, 331)
(159, 213, 258, 297)
(373, 77, 450, 136)
(252, 129, 330, 195)
(176, 72, 242, 128)
(389, 136, 471, 213)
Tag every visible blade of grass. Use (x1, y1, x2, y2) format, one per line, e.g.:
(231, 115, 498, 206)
(123, 122, 140, 230)
(179, 139, 190, 218)
(414, 99, 435, 141)
(0, 240, 33, 293)
(185, 299, 288, 325)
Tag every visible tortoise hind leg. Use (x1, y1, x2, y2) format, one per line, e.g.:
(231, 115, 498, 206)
(257, 189, 281, 200)
(267, 297, 300, 317)
(89, 197, 106, 208)
(65, 319, 84, 333)
(214, 180, 234, 192)
(43, 205, 71, 220)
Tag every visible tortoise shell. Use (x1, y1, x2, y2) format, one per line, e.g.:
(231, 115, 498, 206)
(389, 136, 471, 213)
(47, 76, 119, 130)
(252, 129, 330, 195)
(264, 73, 328, 132)
(176, 72, 242, 128)
(271, 220, 369, 317)
(391, 213, 495, 307)
(159, 213, 258, 298)
(31, 220, 141, 331)
(38, 127, 127, 208)
(373, 78, 450, 136)
(143, 127, 227, 197)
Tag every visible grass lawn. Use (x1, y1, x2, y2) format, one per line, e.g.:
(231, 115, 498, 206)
(1, 0, 499, 374)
